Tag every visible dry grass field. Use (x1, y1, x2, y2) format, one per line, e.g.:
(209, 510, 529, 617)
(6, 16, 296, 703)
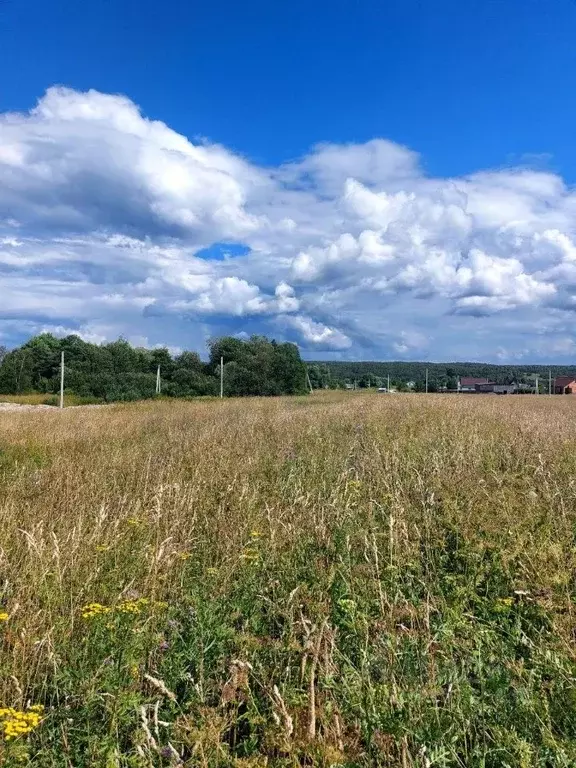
(1, 392, 576, 767)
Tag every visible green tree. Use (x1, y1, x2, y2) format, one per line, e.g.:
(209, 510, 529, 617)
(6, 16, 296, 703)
(0, 348, 35, 393)
(0, 333, 309, 401)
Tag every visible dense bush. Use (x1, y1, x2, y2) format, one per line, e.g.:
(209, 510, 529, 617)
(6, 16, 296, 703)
(0, 333, 308, 401)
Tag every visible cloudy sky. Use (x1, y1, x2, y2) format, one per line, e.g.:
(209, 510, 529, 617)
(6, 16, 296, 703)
(2, 0, 576, 361)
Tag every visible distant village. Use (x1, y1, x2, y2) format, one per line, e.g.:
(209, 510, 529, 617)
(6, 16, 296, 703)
(368, 376, 576, 395)
(454, 376, 576, 394)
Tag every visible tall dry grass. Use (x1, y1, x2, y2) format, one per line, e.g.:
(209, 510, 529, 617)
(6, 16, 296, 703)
(0, 392, 576, 766)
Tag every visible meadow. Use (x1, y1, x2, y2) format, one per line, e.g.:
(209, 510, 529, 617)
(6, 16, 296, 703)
(0, 392, 575, 767)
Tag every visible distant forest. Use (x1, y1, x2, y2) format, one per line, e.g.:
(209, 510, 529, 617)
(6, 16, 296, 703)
(0, 334, 308, 401)
(307, 361, 576, 392)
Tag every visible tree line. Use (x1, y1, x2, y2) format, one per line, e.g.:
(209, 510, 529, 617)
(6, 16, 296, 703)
(307, 361, 576, 392)
(0, 334, 308, 401)
(2, 334, 571, 402)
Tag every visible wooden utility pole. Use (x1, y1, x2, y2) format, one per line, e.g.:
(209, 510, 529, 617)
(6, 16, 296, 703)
(535, 375, 539, 395)
(220, 356, 224, 399)
(425, 368, 428, 394)
(549, 369, 552, 396)
(306, 370, 314, 393)
(156, 365, 161, 395)
(387, 374, 390, 392)
(59, 351, 65, 409)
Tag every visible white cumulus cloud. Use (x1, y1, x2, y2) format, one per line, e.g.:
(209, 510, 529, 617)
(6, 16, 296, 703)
(2, 86, 576, 361)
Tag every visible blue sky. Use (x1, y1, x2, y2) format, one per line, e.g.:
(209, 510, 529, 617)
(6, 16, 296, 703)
(1, 0, 576, 361)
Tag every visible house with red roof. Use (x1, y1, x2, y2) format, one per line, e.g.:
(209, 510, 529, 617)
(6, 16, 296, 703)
(458, 376, 491, 393)
(553, 376, 576, 394)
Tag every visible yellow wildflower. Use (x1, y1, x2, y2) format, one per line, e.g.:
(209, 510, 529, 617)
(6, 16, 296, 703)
(493, 597, 515, 613)
(95, 545, 109, 552)
(127, 517, 141, 526)
(0, 611, 9, 622)
(0, 706, 43, 741)
(206, 567, 218, 575)
(249, 530, 262, 538)
(178, 552, 192, 561)
(240, 548, 260, 564)
(81, 603, 111, 619)
(117, 597, 149, 615)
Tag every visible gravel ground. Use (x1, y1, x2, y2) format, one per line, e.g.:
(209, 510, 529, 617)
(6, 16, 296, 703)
(0, 402, 56, 411)
(0, 402, 107, 412)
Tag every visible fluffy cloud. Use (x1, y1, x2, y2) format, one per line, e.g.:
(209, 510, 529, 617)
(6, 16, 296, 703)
(283, 316, 352, 350)
(0, 87, 264, 239)
(2, 86, 576, 361)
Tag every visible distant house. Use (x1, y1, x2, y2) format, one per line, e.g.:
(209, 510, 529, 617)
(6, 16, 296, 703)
(494, 384, 517, 395)
(458, 377, 490, 392)
(457, 377, 517, 394)
(553, 376, 576, 394)
(476, 382, 517, 395)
